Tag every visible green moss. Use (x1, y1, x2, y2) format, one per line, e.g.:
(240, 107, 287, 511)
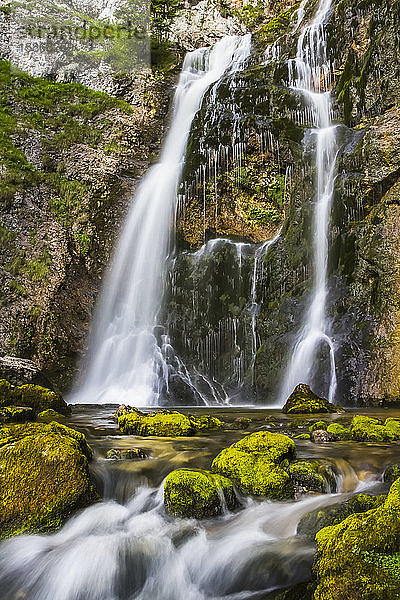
(0, 422, 97, 538)
(350, 415, 400, 442)
(314, 479, 400, 599)
(282, 384, 338, 415)
(37, 409, 65, 423)
(384, 464, 400, 485)
(289, 460, 337, 493)
(0, 406, 34, 424)
(295, 433, 311, 440)
(309, 421, 328, 433)
(164, 469, 237, 519)
(298, 493, 386, 539)
(257, 4, 300, 43)
(326, 423, 352, 440)
(0, 379, 69, 416)
(118, 409, 196, 437)
(212, 431, 296, 499)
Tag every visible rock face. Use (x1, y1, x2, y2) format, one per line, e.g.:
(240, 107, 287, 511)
(211, 431, 296, 499)
(0, 356, 53, 389)
(0, 422, 97, 538)
(314, 478, 400, 599)
(282, 384, 337, 415)
(164, 469, 237, 519)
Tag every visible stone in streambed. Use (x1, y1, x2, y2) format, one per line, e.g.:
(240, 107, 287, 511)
(350, 415, 400, 442)
(0, 422, 97, 539)
(289, 460, 337, 494)
(37, 409, 65, 423)
(297, 493, 386, 539)
(314, 478, 400, 600)
(282, 384, 338, 415)
(0, 405, 34, 424)
(384, 464, 400, 485)
(106, 447, 150, 460)
(311, 429, 335, 443)
(164, 469, 237, 519)
(118, 408, 224, 437)
(212, 431, 296, 499)
(309, 420, 328, 433)
(326, 422, 351, 440)
(0, 379, 69, 416)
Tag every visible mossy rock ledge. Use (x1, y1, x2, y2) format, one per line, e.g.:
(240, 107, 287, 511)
(211, 431, 296, 500)
(0, 379, 69, 416)
(350, 415, 400, 442)
(314, 478, 400, 600)
(164, 469, 237, 519)
(0, 422, 98, 539)
(118, 408, 224, 437)
(282, 384, 339, 415)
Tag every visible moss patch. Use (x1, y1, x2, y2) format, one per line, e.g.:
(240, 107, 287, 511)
(212, 431, 296, 499)
(0, 379, 69, 416)
(164, 469, 237, 519)
(0, 422, 97, 538)
(282, 384, 338, 415)
(289, 460, 337, 493)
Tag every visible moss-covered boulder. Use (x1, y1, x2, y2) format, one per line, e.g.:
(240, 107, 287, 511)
(0, 405, 34, 424)
(326, 423, 351, 440)
(384, 464, 400, 485)
(0, 422, 97, 538)
(295, 433, 311, 440)
(164, 469, 237, 519)
(289, 461, 337, 494)
(118, 409, 196, 436)
(0, 379, 69, 416)
(350, 415, 400, 442)
(118, 409, 225, 437)
(314, 479, 400, 599)
(309, 421, 328, 433)
(298, 494, 386, 539)
(37, 409, 65, 423)
(282, 384, 337, 415)
(212, 431, 296, 499)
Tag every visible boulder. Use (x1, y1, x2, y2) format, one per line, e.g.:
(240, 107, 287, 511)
(350, 415, 400, 442)
(118, 409, 224, 437)
(37, 409, 65, 423)
(298, 494, 386, 539)
(0, 422, 97, 538)
(0, 379, 69, 416)
(164, 469, 237, 519)
(314, 479, 400, 600)
(326, 423, 351, 440)
(0, 405, 34, 424)
(0, 356, 54, 389)
(212, 431, 296, 499)
(311, 429, 335, 443)
(282, 384, 338, 414)
(106, 447, 150, 460)
(383, 464, 400, 485)
(309, 420, 328, 433)
(289, 461, 337, 494)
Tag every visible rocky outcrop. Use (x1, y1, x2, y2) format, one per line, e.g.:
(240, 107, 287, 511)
(282, 384, 338, 414)
(0, 422, 97, 538)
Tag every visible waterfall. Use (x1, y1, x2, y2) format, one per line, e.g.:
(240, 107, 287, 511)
(278, 0, 338, 405)
(74, 35, 251, 406)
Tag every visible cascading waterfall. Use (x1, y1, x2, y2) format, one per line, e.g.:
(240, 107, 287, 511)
(74, 35, 251, 406)
(279, 0, 338, 405)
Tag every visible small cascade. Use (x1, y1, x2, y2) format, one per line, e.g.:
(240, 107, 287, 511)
(279, 0, 338, 405)
(73, 35, 252, 406)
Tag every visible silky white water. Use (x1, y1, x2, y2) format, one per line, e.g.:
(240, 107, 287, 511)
(279, 0, 338, 405)
(74, 35, 251, 406)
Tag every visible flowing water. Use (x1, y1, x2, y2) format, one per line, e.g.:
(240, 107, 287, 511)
(1, 405, 399, 600)
(74, 35, 252, 407)
(279, 0, 338, 405)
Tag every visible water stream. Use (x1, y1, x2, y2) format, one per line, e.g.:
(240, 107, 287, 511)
(74, 35, 252, 407)
(278, 0, 338, 405)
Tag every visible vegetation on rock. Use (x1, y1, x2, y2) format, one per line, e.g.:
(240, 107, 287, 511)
(350, 415, 400, 442)
(118, 408, 224, 437)
(164, 469, 237, 519)
(0, 379, 69, 415)
(288, 460, 337, 494)
(0, 422, 97, 538)
(212, 431, 296, 499)
(314, 478, 400, 599)
(282, 384, 338, 415)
